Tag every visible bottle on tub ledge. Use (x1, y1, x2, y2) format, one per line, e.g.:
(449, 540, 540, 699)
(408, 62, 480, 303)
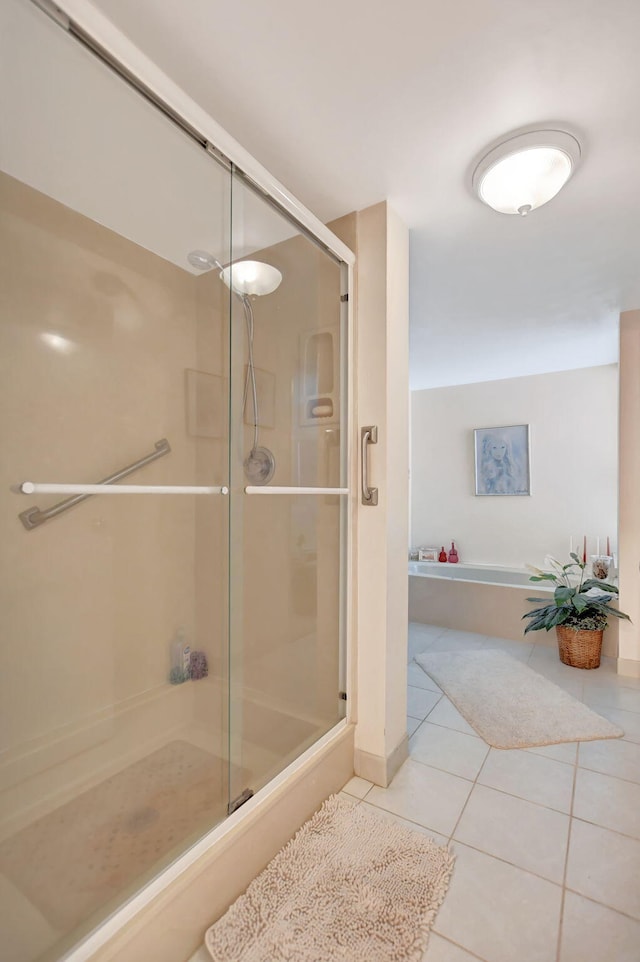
(448, 541, 459, 564)
(438, 546, 447, 563)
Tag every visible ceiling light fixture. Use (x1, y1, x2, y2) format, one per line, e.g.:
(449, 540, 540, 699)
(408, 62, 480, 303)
(472, 129, 581, 216)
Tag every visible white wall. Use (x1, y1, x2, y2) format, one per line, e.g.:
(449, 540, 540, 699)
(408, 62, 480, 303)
(411, 365, 618, 569)
(618, 311, 640, 676)
(349, 201, 409, 786)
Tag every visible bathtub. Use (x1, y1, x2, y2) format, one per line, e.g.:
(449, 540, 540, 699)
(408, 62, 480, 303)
(408, 560, 619, 655)
(408, 560, 550, 589)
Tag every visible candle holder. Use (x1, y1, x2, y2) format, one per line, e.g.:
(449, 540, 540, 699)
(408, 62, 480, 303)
(591, 555, 613, 581)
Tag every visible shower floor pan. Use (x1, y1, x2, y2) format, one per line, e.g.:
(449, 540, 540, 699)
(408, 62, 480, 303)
(0, 740, 238, 935)
(0, 699, 326, 958)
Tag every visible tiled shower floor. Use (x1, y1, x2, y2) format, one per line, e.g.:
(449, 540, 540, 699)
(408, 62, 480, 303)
(190, 623, 640, 962)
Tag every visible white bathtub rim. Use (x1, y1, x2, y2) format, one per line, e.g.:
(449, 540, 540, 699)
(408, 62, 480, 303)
(408, 560, 555, 591)
(412, 572, 554, 592)
(410, 560, 534, 574)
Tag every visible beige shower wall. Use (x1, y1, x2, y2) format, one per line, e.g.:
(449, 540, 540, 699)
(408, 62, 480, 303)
(0, 172, 227, 764)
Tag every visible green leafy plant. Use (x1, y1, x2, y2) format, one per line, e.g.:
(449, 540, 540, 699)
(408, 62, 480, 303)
(522, 553, 631, 634)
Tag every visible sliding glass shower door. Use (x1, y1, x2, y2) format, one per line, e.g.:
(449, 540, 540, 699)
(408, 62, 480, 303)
(0, 3, 234, 958)
(227, 173, 348, 809)
(0, 1, 349, 959)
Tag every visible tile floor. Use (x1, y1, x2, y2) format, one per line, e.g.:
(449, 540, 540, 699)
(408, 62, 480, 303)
(340, 623, 640, 962)
(190, 623, 640, 962)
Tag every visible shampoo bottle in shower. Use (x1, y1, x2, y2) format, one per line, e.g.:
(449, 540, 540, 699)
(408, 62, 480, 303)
(448, 541, 459, 564)
(169, 628, 190, 684)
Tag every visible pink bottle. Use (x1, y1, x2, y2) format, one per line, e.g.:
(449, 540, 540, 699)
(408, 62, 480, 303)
(438, 546, 447, 563)
(448, 541, 459, 564)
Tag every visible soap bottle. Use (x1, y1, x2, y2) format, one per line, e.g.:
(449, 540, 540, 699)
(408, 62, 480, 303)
(448, 541, 459, 564)
(438, 546, 447, 563)
(170, 628, 191, 683)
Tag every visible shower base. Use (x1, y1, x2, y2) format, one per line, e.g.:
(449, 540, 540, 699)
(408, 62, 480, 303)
(0, 740, 239, 935)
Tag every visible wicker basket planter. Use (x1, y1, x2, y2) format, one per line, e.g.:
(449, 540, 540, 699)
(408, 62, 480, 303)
(556, 625, 603, 669)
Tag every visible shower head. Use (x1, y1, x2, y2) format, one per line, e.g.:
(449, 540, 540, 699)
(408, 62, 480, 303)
(187, 250, 223, 272)
(220, 260, 282, 296)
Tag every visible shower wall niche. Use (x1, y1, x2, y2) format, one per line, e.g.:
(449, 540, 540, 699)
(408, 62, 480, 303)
(300, 327, 340, 425)
(0, 2, 349, 960)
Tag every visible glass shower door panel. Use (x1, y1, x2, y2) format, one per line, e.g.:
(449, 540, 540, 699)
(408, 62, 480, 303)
(0, 4, 232, 958)
(228, 174, 347, 808)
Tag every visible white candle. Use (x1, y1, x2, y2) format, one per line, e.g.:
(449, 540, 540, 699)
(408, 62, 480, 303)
(596, 537, 600, 555)
(569, 535, 573, 555)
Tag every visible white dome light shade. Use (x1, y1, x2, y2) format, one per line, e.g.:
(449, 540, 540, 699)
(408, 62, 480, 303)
(472, 129, 581, 216)
(220, 260, 282, 296)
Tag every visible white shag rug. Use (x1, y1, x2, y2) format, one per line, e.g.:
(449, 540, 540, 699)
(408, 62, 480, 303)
(205, 794, 454, 961)
(415, 649, 624, 749)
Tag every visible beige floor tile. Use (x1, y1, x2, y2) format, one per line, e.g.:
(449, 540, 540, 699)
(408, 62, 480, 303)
(453, 783, 570, 883)
(408, 686, 442, 720)
(573, 768, 640, 839)
(434, 843, 562, 962)
(583, 685, 640, 714)
(482, 638, 533, 661)
(410, 724, 489, 781)
(409, 622, 445, 638)
(422, 932, 484, 961)
(566, 818, 640, 920)
(525, 652, 584, 699)
(526, 741, 578, 765)
(427, 632, 486, 653)
(358, 801, 449, 847)
(559, 891, 640, 962)
(592, 704, 640, 744)
(409, 624, 444, 661)
(408, 715, 423, 737)
(336, 791, 360, 806)
(366, 759, 472, 836)
(582, 668, 640, 689)
(578, 737, 640, 784)
(426, 697, 477, 737)
(408, 661, 442, 692)
(478, 748, 575, 813)
(341, 775, 373, 799)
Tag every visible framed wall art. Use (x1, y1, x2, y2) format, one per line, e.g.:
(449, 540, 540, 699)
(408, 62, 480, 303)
(474, 424, 531, 496)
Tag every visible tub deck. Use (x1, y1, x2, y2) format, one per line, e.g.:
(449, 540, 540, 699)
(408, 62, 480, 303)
(408, 563, 619, 657)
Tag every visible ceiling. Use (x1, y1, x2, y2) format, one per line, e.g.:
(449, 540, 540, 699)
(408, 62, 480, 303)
(20, 0, 640, 386)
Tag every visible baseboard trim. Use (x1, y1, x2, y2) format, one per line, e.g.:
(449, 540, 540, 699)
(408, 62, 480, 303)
(354, 733, 409, 788)
(617, 657, 640, 678)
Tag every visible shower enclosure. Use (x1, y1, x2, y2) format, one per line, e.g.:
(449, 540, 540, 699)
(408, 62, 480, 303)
(0, 2, 351, 960)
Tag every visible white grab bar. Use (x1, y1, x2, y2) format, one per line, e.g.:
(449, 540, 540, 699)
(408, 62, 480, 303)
(245, 486, 348, 495)
(18, 483, 228, 495)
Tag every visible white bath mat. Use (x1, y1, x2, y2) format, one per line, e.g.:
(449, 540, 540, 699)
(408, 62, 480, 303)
(205, 794, 454, 961)
(415, 649, 624, 749)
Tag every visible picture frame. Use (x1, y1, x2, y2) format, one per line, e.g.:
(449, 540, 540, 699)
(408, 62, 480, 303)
(474, 424, 531, 496)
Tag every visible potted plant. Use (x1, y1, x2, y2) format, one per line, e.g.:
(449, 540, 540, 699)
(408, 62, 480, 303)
(523, 553, 630, 669)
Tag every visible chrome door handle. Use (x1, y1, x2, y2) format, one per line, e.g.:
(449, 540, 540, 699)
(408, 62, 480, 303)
(361, 425, 378, 505)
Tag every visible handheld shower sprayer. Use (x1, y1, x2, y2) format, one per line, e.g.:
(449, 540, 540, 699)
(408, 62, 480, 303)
(187, 252, 282, 485)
